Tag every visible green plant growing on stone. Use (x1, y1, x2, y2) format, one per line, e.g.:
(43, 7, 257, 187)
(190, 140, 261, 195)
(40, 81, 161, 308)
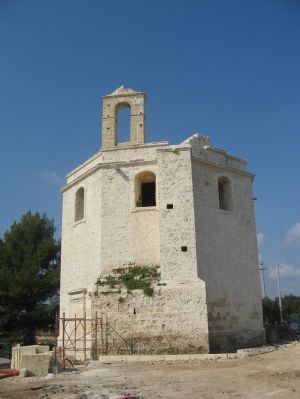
(97, 274, 118, 288)
(143, 286, 154, 297)
(96, 265, 160, 297)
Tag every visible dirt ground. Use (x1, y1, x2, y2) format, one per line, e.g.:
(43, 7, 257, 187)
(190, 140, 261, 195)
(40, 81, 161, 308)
(1, 344, 300, 399)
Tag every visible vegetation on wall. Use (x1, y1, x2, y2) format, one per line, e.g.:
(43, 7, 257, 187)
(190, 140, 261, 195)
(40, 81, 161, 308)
(96, 264, 160, 297)
(0, 212, 60, 345)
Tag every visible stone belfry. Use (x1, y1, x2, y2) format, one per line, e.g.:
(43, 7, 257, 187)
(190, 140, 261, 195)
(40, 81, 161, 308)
(101, 86, 146, 148)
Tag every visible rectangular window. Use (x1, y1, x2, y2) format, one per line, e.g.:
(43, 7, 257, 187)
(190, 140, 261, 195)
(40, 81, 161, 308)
(141, 182, 156, 207)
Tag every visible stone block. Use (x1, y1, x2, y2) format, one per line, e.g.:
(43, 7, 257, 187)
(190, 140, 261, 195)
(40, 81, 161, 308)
(19, 353, 50, 377)
(11, 345, 50, 374)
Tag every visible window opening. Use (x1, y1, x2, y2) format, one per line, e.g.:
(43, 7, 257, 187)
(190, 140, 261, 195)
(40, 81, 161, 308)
(141, 182, 156, 207)
(116, 103, 131, 143)
(218, 177, 232, 211)
(167, 204, 173, 209)
(75, 187, 84, 222)
(181, 246, 188, 252)
(135, 172, 156, 207)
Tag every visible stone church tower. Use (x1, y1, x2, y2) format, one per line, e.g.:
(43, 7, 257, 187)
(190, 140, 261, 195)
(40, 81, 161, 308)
(60, 86, 265, 354)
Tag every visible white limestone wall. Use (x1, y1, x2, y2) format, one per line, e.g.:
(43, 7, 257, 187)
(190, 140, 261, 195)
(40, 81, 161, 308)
(191, 158, 265, 351)
(92, 281, 209, 354)
(157, 147, 199, 281)
(60, 169, 102, 318)
(60, 144, 166, 318)
(100, 163, 160, 274)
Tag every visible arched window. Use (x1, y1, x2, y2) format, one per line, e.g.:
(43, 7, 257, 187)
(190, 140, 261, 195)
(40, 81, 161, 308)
(75, 187, 85, 222)
(135, 172, 156, 207)
(116, 102, 131, 144)
(218, 177, 232, 211)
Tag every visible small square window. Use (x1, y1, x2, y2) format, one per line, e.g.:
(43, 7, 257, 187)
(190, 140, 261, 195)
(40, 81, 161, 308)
(167, 204, 173, 209)
(181, 246, 188, 252)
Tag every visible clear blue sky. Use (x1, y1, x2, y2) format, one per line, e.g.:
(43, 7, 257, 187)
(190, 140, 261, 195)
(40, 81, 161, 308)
(0, 0, 299, 297)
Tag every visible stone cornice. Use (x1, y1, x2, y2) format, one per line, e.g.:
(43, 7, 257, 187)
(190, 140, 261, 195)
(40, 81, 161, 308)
(156, 146, 191, 153)
(101, 142, 169, 152)
(192, 156, 255, 180)
(61, 159, 157, 193)
(206, 146, 247, 165)
(66, 142, 168, 180)
(66, 151, 102, 179)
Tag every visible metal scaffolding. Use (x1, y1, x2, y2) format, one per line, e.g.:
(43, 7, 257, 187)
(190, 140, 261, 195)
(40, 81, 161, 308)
(57, 312, 132, 362)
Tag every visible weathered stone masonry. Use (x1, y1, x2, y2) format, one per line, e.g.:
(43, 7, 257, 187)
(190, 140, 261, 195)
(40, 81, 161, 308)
(59, 86, 265, 355)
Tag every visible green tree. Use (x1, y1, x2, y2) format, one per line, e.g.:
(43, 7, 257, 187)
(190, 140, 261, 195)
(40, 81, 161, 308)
(262, 297, 280, 324)
(0, 212, 60, 344)
(262, 295, 300, 324)
(282, 295, 300, 321)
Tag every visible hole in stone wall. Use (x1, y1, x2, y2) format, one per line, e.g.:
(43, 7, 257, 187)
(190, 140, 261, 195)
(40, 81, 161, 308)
(218, 177, 232, 211)
(181, 246, 188, 252)
(167, 204, 173, 209)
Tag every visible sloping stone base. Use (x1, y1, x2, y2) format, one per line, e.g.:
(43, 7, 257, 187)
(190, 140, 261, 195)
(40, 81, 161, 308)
(92, 280, 209, 355)
(209, 328, 266, 353)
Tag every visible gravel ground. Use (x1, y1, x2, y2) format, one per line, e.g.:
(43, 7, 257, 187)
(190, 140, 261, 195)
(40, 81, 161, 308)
(1, 343, 300, 399)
